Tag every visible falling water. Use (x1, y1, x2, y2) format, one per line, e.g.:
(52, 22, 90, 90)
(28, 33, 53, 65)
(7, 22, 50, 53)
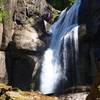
(40, 0, 81, 94)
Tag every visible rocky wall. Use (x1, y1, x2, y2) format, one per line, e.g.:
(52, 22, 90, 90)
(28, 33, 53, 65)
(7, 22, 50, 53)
(0, 0, 52, 90)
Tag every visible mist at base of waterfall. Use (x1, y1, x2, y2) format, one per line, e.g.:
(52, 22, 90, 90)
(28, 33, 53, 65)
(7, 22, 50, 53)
(40, 49, 62, 94)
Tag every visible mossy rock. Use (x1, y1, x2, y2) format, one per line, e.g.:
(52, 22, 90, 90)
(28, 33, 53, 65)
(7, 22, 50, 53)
(0, 83, 59, 100)
(0, 91, 59, 100)
(0, 83, 12, 95)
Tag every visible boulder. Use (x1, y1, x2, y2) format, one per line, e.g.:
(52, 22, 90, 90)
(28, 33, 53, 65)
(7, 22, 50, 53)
(0, 83, 59, 100)
(0, 51, 8, 83)
(86, 69, 100, 100)
(0, 83, 12, 95)
(0, 91, 59, 100)
(10, 53, 40, 90)
(12, 27, 45, 51)
(60, 93, 88, 100)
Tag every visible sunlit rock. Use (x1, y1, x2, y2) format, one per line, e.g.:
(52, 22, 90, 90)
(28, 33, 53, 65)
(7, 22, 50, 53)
(0, 91, 59, 100)
(0, 52, 8, 84)
(0, 24, 3, 48)
(12, 27, 45, 51)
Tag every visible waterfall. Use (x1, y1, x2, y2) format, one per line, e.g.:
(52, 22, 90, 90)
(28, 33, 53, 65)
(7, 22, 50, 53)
(39, 0, 81, 94)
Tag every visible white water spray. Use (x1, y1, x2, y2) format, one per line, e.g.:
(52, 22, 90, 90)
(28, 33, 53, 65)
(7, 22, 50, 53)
(40, 0, 81, 94)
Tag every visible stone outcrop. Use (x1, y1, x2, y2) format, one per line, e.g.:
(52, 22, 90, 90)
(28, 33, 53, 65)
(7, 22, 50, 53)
(0, 83, 89, 100)
(0, 0, 53, 90)
(0, 52, 8, 83)
(86, 69, 100, 100)
(0, 83, 59, 100)
(1, 0, 16, 50)
(12, 27, 45, 51)
(0, 24, 3, 47)
(1, 91, 59, 100)
(0, 0, 99, 96)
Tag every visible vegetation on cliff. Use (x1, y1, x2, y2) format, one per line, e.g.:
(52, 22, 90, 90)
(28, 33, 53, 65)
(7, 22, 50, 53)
(46, 0, 74, 10)
(0, 0, 7, 22)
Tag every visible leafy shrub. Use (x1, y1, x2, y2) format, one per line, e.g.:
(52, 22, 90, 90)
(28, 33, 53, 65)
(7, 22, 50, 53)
(46, 0, 74, 10)
(0, 0, 7, 22)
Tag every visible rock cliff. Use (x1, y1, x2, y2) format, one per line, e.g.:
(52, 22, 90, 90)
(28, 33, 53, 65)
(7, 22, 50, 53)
(0, 0, 58, 90)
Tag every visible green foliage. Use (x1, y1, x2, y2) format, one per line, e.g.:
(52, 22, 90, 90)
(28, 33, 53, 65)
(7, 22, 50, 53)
(0, 0, 7, 22)
(68, 0, 75, 5)
(0, 10, 8, 22)
(47, 0, 75, 10)
(0, 0, 4, 5)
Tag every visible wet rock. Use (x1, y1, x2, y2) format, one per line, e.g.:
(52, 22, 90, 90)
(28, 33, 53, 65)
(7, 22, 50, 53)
(86, 70, 100, 100)
(79, 24, 87, 39)
(44, 20, 51, 33)
(60, 92, 88, 100)
(58, 86, 90, 100)
(79, 0, 100, 47)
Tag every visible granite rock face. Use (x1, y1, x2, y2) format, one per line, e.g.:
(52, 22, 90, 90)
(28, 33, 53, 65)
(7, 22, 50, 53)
(0, 52, 8, 83)
(0, 0, 51, 90)
(79, 0, 100, 47)
(0, 24, 3, 48)
(13, 27, 45, 51)
(1, 0, 100, 94)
